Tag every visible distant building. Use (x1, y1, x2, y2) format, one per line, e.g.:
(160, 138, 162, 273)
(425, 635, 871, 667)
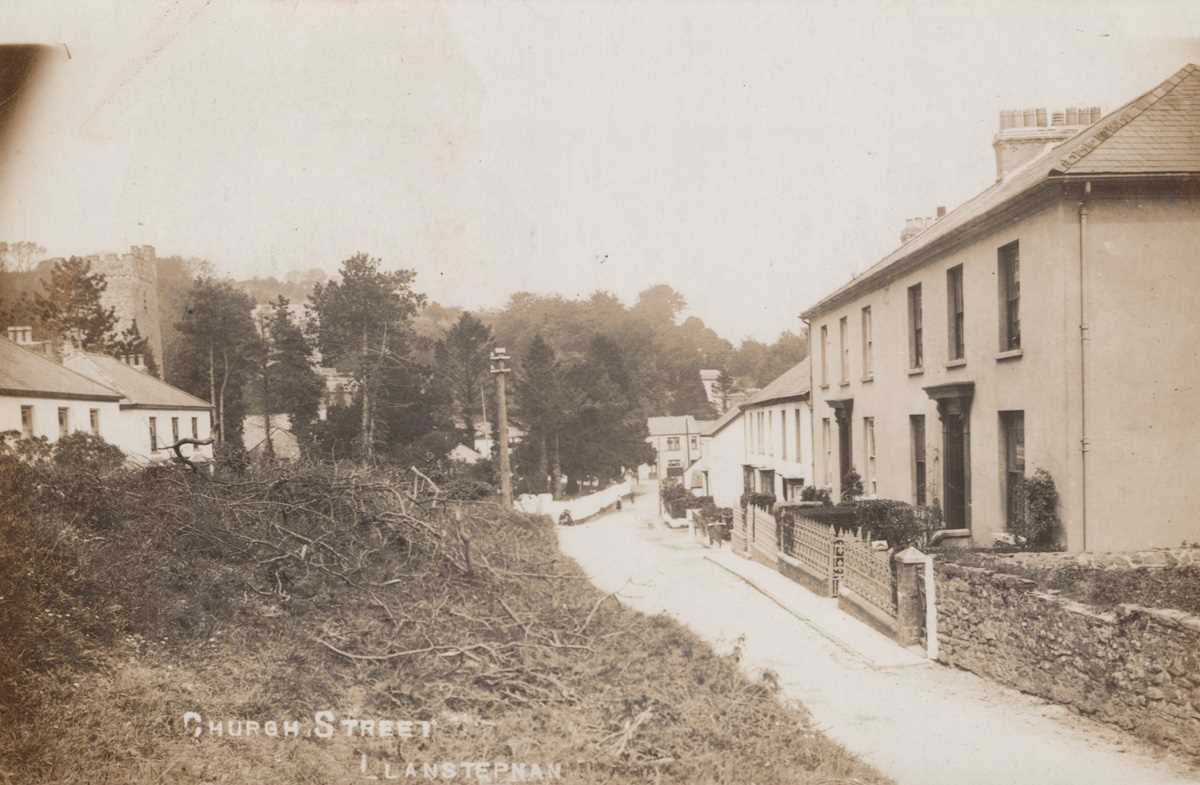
(76, 245, 164, 374)
(645, 415, 711, 486)
(242, 413, 301, 461)
(63, 349, 212, 464)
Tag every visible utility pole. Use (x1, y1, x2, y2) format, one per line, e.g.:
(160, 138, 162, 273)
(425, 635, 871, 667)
(490, 347, 513, 509)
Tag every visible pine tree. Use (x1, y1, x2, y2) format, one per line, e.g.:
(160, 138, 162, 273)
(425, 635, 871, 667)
(309, 253, 425, 461)
(514, 334, 568, 494)
(435, 312, 493, 445)
(259, 297, 324, 455)
(175, 277, 258, 451)
(713, 369, 739, 412)
(34, 257, 118, 350)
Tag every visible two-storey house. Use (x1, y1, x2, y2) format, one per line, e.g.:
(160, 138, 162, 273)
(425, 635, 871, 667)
(802, 64, 1200, 552)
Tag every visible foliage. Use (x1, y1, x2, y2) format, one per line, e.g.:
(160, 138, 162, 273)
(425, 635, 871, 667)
(1011, 468, 1061, 548)
(253, 296, 324, 453)
(107, 319, 160, 376)
(840, 469, 863, 504)
(33, 257, 119, 350)
(0, 240, 46, 273)
(513, 334, 568, 494)
(712, 369, 739, 412)
(156, 255, 212, 387)
(0, 458, 886, 785)
(174, 277, 259, 450)
(854, 498, 939, 550)
(309, 253, 426, 460)
(800, 485, 832, 504)
(435, 312, 494, 444)
(438, 477, 496, 501)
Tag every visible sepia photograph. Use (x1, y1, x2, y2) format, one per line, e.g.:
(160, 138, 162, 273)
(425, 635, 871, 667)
(1, 1, 1199, 783)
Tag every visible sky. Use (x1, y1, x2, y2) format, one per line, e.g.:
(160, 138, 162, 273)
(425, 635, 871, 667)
(0, 1, 1198, 343)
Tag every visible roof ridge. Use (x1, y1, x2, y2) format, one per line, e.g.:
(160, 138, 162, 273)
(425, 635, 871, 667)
(2, 338, 125, 398)
(1059, 63, 1199, 172)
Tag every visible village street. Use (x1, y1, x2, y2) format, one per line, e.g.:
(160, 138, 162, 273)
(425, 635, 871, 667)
(558, 484, 1200, 785)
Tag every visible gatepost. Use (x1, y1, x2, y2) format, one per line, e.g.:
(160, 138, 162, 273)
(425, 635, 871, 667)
(893, 546, 927, 647)
(830, 537, 845, 598)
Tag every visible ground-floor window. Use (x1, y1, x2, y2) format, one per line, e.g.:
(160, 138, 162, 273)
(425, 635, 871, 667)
(149, 417, 158, 451)
(822, 418, 832, 486)
(21, 405, 34, 438)
(911, 414, 926, 506)
(57, 407, 70, 438)
(863, 416, 877, 496)
(1001, 411, 1025, 530)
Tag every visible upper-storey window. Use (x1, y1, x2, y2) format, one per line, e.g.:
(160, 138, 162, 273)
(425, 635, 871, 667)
(861, 306, 873, 378)
(839, 316, 849, 384)
(908, 283, 923, 369)
(820, 324, 829, 386)
(666, 436, 680, 451)
(947, 265, 965, 361)
(999, 241, 1020, 351)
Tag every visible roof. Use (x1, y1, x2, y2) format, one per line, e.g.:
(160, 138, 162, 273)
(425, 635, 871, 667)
(243, 415, 301, 459)
(803, 63, 1200, 318)
(69, 352, 211, 409)
(0, 338, 123, 401)
(741, 361, 810, 409)
(702, 404, 743, 437)
(646, 415, 703, 436)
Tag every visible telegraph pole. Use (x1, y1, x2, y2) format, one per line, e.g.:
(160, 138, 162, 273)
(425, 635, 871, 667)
(490, 347, 514, 509)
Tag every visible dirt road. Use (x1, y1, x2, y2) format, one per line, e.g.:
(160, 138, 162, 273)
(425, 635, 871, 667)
(558, 486, 1200, 785)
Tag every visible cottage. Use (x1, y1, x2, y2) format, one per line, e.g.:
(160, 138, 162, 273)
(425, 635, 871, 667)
(63, 350, 213, 464)
(801, 64, 1200, 552)
(0, 334, 123, 445)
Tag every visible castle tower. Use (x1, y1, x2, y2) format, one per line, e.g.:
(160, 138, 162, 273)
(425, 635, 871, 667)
(89, 245, 164, 374)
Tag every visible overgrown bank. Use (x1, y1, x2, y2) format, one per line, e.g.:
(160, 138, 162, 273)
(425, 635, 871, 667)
(0, 437, 888, 784)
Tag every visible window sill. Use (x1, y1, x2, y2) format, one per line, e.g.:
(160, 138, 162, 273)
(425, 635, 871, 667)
(907, 366, 924, 377)
(945, 358, 967, 369)
(861, 374, 874, 384)
(819, 383, 830, 391)
(996, 348, 1024, 362)
(839, 381, 851, 388)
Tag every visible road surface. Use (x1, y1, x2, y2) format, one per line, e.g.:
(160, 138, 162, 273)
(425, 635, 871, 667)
(558, 484, 1200, 785)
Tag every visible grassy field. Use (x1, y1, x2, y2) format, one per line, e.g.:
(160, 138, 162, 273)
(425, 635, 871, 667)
(0, 444, 888, 784)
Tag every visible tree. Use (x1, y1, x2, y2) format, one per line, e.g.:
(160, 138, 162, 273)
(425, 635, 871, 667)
(435, 312, 493, 445)
(309, 253, 425, 461)
(514, 334, 569, 494)
(670, 364, 717, 420)
(33, 257, 118, 350)
(0, 241, 46, 273)
(174, 277, 258, 451)
(108, 319, 160, 377)
(713, 370, 739, 412)
(256, 297, 324, 456)
(559, 335, 651, 490)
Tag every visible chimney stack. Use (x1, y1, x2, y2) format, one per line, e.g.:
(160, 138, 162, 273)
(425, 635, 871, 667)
(992, 103, 1101, 181)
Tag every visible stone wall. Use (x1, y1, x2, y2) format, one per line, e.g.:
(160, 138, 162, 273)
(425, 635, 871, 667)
(89, 246, 164, 373)
(935, 561, 1200, 758)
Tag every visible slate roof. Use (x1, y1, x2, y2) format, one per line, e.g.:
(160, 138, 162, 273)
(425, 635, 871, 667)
(741, 361, 811, 409)
(70, 352, 211, 409)
(646, 415, 701, 436)
(803, 63, 1200, 319)
(702, 404, 743, 437)
(0, 338, 123, 401)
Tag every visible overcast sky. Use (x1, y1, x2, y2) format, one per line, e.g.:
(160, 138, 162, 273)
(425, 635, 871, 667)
(1, 1, 1198, 342)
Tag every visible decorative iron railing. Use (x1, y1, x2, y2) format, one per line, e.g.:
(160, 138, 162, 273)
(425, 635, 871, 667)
(842, 532, 898, 620)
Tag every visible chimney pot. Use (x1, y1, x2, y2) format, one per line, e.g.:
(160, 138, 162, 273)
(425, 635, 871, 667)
(1035, 108, 1047, 127)
(936, 205, 947, 218)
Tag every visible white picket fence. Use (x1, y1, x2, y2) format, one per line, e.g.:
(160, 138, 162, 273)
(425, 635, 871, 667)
(517, 480, 632, 522)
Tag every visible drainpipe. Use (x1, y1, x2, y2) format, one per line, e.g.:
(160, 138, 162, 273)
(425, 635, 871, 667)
(1078, 181, 1091, 551)
(800, 316, 814, 490)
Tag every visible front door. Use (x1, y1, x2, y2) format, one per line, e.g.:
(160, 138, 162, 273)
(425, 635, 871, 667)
(943, 414, 968, 529)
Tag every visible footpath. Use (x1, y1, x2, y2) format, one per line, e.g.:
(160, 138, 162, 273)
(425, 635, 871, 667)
(558, 486, 1200, 785)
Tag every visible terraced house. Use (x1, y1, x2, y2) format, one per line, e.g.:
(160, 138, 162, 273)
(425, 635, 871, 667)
(802, 64, 1200, 553)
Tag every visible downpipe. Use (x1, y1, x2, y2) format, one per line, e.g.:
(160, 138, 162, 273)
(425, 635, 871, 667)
(1078, 182, 1091, 551)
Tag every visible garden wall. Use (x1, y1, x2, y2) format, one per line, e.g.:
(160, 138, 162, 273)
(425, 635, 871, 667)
(518, 481, 632, 522)
(935, 561, 1200, 758)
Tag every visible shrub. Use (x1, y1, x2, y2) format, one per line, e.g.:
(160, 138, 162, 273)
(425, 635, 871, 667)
(1011, 468, 1061, 548)
(840, 469, 863, 504)
(439, 477, 496, 501)
(854, 498, 938, 550)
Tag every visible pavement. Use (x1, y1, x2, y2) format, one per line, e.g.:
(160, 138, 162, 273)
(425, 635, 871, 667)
(558, 484, 1200, 785)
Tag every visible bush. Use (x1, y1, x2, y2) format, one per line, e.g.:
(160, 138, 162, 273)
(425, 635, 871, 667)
(840, 469, 863, 504)
(854, 498, 938, 550)
(1011, 468, 1061, 548)
(439, 477, 496, 501)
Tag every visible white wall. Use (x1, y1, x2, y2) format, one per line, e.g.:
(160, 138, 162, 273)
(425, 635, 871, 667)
(0, 395, 122, 444)
(112, 408, 213, 464)
(741, 399, 814, 499)
(696, 414, 746, 508)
